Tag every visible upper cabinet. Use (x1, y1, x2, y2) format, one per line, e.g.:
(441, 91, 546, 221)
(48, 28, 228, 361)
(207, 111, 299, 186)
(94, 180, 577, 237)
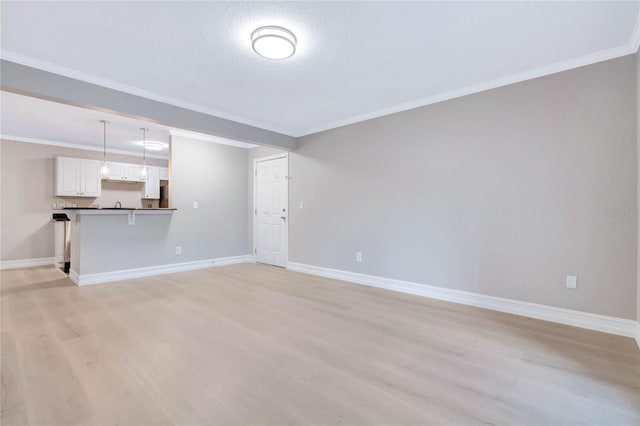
(55, 156, 167, 200)
(55, 157, 102, 197)
(143, 166, 160, 199)
(159, 167, 169, 180)
(103, 162, 144, 182)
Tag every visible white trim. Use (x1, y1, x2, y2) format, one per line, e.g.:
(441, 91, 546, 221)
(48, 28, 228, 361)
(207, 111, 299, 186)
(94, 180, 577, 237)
(4, 35, 639, 139)
(0, 49, 293, 136)
(253, 153, 289, 267)
(630, 8, 640, 52)
(0, 135, 168, 159)
(254, 153, 289, 163)
(636, 323, 640, 350)
(169, 129, 258, 149)
(296, 44, 638, 137)
(70, 255, 253, 286)
(0, 257, 57, 270)
(287, 262, 638, 338)
(69, 269, 80, 284)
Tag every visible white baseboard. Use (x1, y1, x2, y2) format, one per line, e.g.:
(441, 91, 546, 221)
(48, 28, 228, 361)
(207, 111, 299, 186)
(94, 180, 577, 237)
(0, 257, 57, 270)
(636, 323, 640, 350)
(287, 262, 637, 338)
(70, 255, 253, 286)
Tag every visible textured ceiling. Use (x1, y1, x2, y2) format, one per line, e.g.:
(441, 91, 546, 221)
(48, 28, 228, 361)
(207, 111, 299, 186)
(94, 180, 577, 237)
(0, 91, 256, 158)
(1, 1, 639, 137)
(0, 91, 172, 158)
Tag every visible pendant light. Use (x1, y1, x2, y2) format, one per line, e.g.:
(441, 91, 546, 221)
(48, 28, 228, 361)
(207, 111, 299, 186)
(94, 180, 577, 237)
(140, 128, 148, 180)
(100, 120, 110, 177)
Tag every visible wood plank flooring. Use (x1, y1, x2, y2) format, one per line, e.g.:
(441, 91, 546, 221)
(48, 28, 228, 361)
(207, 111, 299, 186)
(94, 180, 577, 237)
(1, 263, 639, 425)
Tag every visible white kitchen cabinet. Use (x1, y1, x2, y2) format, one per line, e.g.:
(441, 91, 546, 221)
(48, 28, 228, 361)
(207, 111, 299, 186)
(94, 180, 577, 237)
(103, 162, 124, 181)
(103, 162, 144, 182)
(142, 166, 160, 199)
(81, 160, 101, 196)
(55, 157, 102, 197)
(159, 167, 169, 180)
(125, 164, 143, 181)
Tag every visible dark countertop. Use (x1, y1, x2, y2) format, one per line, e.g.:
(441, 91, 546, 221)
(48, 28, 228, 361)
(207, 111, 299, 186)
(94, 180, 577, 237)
(64, 207, 177, 211)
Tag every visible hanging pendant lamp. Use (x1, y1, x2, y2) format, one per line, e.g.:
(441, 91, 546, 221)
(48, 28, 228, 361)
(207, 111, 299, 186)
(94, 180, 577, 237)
(100, 120, 110, 177)
(140, 128, 148, 180)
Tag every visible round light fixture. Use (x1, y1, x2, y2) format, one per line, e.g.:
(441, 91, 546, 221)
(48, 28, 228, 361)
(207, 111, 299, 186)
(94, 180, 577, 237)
(251, 26, 297, 60)
(135, 140, 167, 151)
(143, 142, 166, 151)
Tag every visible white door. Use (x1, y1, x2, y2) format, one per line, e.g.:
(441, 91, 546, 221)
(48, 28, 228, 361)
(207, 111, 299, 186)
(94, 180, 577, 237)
(255, 156, 288, 267)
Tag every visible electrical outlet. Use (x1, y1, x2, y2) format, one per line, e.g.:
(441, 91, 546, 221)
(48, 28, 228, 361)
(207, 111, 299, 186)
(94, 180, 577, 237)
(299, 201, 304, 209)
(356, 252, 363, 262)
(51, 203, 57, 210)
(193, 201, 198, 209)
(176, 246, 182, 255)
(566, 275, 577, 289)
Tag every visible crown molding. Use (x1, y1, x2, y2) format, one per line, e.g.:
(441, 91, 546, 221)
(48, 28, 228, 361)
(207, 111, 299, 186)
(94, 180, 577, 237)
(631, 7, 640, 52)
(169, 129, 258, 149)
(4, 24, 639, 140)
(0, 49, 293, 137)
(296, 42, 639, 137)
(0, 135, 168, 160)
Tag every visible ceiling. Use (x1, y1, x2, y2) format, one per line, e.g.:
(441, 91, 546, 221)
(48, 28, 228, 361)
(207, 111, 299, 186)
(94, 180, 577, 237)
(1, 1, 639, 138)
(0, 91, 256, 158)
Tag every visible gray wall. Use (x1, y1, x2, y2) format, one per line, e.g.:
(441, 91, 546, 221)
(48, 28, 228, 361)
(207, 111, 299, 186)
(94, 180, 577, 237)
(167, 136, 248, 266)
(72, 213, 175, 275)
(247, 145, 287, 252)
(0, 139, 167, 261)
(289, 55, 637, 319)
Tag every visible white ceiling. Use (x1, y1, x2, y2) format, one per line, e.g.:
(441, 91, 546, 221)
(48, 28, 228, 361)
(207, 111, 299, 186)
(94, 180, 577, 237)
(0, 91, 256, 158)
(1, 1, 639, 138)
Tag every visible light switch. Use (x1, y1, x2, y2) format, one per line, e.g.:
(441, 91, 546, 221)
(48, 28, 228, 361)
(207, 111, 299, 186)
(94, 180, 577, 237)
(299, 201, 304, 209)
(566, 275, 577, 289)
(193, 201, 198, 209)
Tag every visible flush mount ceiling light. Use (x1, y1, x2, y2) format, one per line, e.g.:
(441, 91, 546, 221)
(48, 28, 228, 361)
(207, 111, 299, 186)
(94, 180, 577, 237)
(135, 140, 168, 151)
(251, 26, 297, 60)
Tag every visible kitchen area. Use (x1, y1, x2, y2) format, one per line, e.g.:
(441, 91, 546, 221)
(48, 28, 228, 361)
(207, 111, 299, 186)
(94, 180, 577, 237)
(52, 152, 174, 279)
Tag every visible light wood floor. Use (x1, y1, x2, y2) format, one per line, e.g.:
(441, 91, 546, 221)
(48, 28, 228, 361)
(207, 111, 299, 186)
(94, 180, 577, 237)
(1, 263, 639, 426)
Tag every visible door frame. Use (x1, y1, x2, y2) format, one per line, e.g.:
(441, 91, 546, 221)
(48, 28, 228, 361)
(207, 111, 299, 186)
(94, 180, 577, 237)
(253, 153, 289, 266)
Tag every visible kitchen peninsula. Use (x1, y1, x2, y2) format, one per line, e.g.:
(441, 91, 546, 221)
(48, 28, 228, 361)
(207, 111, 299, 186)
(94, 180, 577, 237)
(64, 207, 176, 285)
